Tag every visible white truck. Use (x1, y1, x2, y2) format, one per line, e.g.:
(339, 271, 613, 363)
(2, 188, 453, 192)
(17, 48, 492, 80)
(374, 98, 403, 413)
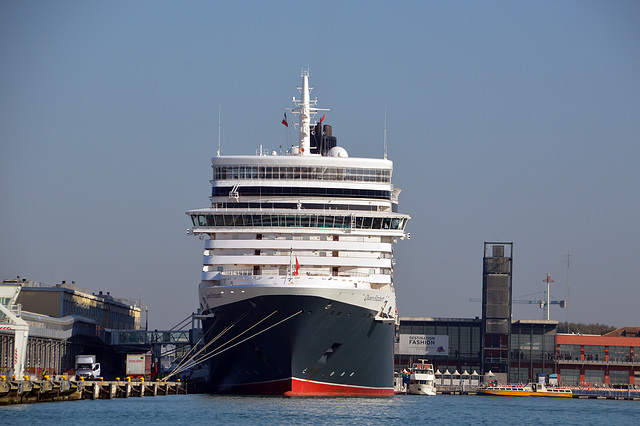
(126, 353, 151, 380)
(75, 354, 101, 380)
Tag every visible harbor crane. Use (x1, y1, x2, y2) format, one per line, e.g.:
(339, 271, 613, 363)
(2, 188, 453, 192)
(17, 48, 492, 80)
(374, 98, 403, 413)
(470, 273, 566, 320)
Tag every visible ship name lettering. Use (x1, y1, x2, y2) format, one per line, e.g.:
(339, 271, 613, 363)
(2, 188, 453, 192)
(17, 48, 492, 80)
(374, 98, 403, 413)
(363, 295, 385, 302)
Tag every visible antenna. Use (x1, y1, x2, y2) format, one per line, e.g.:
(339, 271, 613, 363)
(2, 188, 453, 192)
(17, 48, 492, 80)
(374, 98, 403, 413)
(383, 106, 388, 159)
(565, 253, 572, 332)
(217, 102, 222, 156)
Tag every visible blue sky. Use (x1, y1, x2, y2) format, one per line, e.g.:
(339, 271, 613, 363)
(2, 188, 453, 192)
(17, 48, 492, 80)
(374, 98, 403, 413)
(1, 1, 638, 329)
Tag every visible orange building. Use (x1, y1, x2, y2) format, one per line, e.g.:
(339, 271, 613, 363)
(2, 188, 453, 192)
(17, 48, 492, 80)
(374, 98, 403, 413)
(556, 328, 640, 386)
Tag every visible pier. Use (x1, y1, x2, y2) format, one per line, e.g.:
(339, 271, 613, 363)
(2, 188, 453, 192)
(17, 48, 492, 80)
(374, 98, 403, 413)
(570, 387, 640, 400)
(0, 377, 187, 405)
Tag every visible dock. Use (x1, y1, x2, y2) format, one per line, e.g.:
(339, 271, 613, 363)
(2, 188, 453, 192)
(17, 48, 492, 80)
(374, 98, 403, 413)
(436, 385, 479, 395)
(0, 377, 187, 405)
(570, 387, 640, 400)
(400, 384, 640, 400)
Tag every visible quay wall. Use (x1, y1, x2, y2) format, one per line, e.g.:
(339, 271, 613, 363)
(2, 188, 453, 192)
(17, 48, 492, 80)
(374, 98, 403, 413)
(0, 378, 187, 405)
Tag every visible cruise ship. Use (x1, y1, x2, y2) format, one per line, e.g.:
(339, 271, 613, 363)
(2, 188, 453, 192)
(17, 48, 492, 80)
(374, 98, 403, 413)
(186, 71, 410, 396)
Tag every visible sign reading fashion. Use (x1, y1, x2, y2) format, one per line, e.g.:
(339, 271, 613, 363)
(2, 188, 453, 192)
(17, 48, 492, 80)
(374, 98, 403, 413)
(396, 334, 449, 355)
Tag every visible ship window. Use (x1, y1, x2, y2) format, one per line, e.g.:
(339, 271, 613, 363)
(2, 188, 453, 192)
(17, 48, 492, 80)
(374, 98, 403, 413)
(362, 217, 372, 229)
(283, 215, 293, 227)
(211, 165, 391, 183)
(192, 212, 407, 231)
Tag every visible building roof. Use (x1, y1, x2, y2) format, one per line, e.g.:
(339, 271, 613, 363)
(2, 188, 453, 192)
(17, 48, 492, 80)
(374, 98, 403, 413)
(557, 333, 640, 346)
(602, 327, 640, 337)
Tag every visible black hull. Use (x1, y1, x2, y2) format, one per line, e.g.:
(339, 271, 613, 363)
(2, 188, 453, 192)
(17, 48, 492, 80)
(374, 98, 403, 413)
(200, 294, 395, 396)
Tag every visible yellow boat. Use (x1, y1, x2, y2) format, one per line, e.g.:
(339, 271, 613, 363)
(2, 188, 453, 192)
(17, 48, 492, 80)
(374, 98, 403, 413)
(478, 382, 572, 398)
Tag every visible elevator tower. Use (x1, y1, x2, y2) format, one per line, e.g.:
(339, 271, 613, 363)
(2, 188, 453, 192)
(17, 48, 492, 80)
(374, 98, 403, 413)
(481, 242, 513, 378)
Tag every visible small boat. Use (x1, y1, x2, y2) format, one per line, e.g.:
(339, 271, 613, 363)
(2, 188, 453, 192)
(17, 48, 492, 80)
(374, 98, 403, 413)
(408, 359, 436, 396)
(478, 382, 572, 398)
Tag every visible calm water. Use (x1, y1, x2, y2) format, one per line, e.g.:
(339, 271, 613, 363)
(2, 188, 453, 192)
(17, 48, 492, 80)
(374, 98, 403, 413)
(2, 394, 639, 425)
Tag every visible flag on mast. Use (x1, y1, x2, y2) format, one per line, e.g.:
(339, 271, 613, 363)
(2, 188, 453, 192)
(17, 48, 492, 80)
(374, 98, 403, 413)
(294, 256, 300, 276)
(282, 112, 288, 127)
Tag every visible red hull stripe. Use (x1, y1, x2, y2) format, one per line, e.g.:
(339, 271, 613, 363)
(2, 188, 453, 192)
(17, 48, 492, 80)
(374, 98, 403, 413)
(214, 377, 394, 396)
(289, 378, 393, 396)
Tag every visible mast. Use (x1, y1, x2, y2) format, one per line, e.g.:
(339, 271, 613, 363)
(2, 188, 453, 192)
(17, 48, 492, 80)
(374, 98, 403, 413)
(291, 69, 326, 156)
(299, 71, 311, 155)
(543, 273, 554, 321)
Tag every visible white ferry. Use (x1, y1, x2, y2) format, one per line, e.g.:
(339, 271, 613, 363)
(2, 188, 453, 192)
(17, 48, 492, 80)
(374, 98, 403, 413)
(408, 360, 436, 396)
(186, 70, 410, 395)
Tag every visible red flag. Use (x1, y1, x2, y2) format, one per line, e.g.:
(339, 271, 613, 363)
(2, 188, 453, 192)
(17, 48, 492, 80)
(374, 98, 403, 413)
(294, 256, 299, 276)
(282, 113, 288, 127)
(320, 114, 325, 122)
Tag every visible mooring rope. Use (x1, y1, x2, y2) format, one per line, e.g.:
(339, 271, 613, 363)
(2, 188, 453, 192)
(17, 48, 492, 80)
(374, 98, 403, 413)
(164, 311, 248, 380)
(172, 309, 280, 376)
(194, 309, 303, 367)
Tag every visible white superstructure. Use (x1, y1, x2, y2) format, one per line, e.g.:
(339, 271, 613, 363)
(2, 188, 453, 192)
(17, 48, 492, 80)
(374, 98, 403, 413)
(188, 71, 409, 319)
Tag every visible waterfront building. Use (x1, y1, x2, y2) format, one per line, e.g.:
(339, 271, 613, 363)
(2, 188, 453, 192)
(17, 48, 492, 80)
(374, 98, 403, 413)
(395, 317, 482, 377)
(1, 278, 142, 378)
(556, 329, 640, 386)
(510, 319, 558, 384)
(394, 319, 640, 386)
(15, 280, 141, 330)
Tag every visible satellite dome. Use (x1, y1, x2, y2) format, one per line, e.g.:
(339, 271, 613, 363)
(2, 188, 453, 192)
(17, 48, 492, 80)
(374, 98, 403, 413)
(327, 146, 348, 157)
